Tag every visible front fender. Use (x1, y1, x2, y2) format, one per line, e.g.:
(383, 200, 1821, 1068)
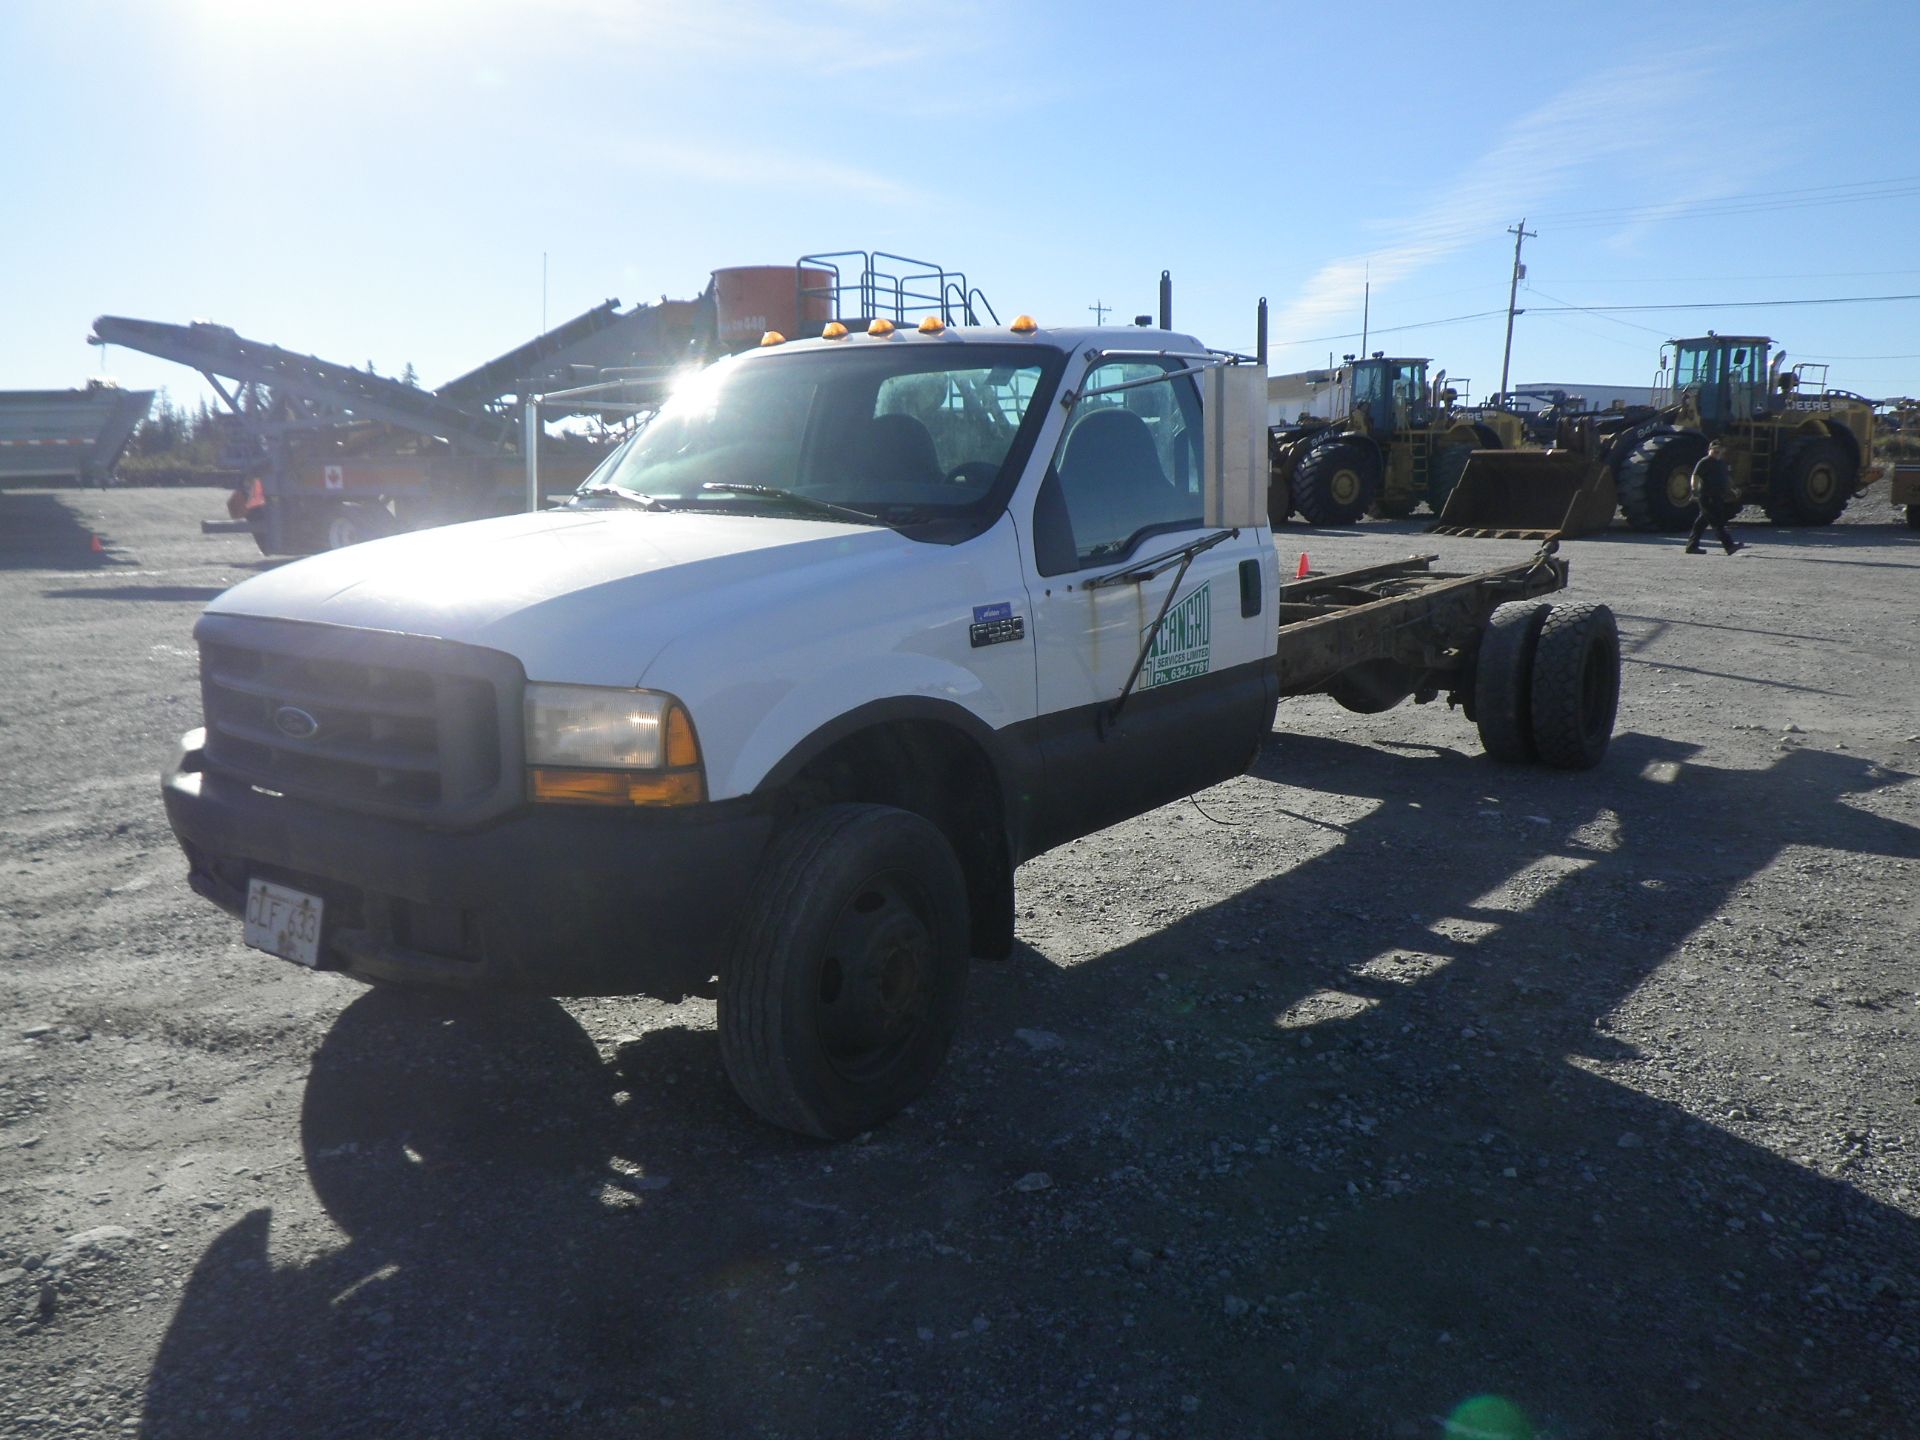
(711, 650, 1024, 802)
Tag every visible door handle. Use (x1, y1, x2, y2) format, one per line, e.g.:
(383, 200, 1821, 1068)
(1239, 558, 1262, 618)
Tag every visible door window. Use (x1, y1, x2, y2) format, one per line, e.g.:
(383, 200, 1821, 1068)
(1035, 359, 1203, 573)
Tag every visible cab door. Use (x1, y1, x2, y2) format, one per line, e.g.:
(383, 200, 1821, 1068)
(1018, 354, 1275, 853)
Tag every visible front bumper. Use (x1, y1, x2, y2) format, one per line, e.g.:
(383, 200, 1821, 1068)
(161, 729, 774, 998)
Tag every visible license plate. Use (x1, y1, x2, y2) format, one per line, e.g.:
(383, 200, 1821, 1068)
(243, 878, 325, 968)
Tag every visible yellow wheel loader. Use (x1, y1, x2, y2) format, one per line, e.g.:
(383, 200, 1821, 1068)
(1268, 354, 1524, 526)
(1435, 334, 1880, 538)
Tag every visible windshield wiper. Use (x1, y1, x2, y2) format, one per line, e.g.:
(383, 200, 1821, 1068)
(574, 483, 674, 511)
(699, 482, 879, 525)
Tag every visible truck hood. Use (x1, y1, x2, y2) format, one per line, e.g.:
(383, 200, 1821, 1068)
(207, 508, 906, 685)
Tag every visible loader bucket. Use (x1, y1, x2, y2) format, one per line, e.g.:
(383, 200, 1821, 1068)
(1427, 449, 1618, 540)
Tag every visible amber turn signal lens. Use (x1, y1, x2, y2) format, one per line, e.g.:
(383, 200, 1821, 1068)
(664, 705, 700, 768)
(528, 768, 707, 807)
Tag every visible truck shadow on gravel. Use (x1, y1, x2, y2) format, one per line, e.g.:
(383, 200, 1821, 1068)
(140, 735, 1920, 1439)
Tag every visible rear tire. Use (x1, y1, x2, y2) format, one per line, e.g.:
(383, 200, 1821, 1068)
(1473, 601, 1551, 762)
(1764, 436, 1852, 526)
(1617, 431, 1707, 531)
(1292, 439, 1381, 525)
(1528, 603, 1620, 770)
(719, 804, 969, 1139)
(324, 501, 398, 551)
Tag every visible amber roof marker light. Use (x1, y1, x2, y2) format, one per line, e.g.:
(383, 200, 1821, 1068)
(917, 316, 946, 335)
(867, 318, 896, 337)
(759, 330, 786, 346)
(822, 321, 849, 340)
(1010, 314, 1039, 334)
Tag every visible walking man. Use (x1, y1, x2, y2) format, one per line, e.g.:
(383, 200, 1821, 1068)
(1684, 438, 1745, 555)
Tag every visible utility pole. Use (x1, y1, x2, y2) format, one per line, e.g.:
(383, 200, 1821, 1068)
(1088, 299, 1110, 325)
(1360, 277, 1370, 357)
(1498, 220, 1535, 403)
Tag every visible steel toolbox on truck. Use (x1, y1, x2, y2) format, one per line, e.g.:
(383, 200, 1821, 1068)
(161, 318, 1620, 1139)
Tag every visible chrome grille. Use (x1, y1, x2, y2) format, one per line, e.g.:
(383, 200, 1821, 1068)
(195, 613, 523, 824)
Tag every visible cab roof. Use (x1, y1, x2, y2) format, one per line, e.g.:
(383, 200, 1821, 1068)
(739, 324, 1210, 359)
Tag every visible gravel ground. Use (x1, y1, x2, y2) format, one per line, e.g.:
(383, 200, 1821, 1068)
(2, 484, 1917, 1440)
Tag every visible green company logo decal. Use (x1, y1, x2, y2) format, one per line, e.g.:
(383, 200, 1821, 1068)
(1142, 581, 1211, 688)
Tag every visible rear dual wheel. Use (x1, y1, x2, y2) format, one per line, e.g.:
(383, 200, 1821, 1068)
(1473, 601, 1620, 770)
(719, 804, 968, 1139)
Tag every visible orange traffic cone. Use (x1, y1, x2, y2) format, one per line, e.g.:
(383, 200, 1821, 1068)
(90, 534, 105, 554)
(1295, 551, 1310, 579)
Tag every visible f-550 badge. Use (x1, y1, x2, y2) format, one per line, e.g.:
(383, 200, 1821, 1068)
(969, 602, 1026, 648)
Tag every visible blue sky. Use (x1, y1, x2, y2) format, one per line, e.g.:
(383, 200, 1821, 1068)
(5, 0, 1919, 408)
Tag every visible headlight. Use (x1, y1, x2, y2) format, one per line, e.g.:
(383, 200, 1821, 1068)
(523, 683, 706, 806)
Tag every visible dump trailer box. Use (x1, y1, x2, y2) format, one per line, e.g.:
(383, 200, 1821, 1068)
(1428, 448, 1618, 540)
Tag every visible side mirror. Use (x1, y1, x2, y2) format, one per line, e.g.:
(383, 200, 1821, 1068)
(1203, 363, 1266, 528)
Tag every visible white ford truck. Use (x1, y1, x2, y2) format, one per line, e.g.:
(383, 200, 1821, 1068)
(161, 318, 1621, 1137)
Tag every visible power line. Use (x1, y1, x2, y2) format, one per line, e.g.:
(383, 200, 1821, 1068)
(1532, 174, 1920, 225)
(1523, 284, 1668, 335)
(1272, 308, 1507, 348)
(1530, 292, 1920, 313)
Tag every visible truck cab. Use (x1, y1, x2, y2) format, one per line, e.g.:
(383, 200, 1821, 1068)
(162, 321, 1278, 1136)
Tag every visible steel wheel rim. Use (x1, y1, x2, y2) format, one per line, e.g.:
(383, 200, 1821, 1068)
(1804, 461, 1838, 504)
(814, 871, 935, 1082)
(1665, 468, 1694, 507)
(1330, 468, 1362, 506)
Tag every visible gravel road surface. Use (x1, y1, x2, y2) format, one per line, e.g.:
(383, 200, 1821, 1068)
(3, 485, 1917, 1439)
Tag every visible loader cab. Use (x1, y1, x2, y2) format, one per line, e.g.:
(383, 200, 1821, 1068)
(1349, 355, 1431, 433)
(1668, 335, 1773, 425)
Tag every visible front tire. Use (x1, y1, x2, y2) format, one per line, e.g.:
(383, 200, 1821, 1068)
(1617, 431, 1707, 531)
(1291, 439, 1381, 525)
(719, 804, 969, 1139)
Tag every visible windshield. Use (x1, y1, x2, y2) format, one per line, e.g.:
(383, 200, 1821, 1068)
(582, 343, 1065, 535)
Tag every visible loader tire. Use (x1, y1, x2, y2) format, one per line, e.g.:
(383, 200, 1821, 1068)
(1427, 444, 1474, 516)
(1763, 436, 1852, 526)
(1528, 603, 1620, 771)
(1291, 439, 1381, 526)
(1617, 430, 1708, 531)
(719, 804, 968, 1139)
(1473, 601, 1551, 763)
